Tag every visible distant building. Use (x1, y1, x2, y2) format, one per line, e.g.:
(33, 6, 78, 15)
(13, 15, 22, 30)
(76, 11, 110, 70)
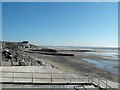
(2, 42, 6, 49)
(0, 41, 2, 50)
(22, 41, 29, 48)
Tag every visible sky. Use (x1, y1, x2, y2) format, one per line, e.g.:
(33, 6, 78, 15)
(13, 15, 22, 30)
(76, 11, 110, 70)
(2, 0, 120, 2)
(2, 2, 118, 47)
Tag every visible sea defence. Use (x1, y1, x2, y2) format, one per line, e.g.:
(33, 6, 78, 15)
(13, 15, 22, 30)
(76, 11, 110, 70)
(26, 48, 74, 56)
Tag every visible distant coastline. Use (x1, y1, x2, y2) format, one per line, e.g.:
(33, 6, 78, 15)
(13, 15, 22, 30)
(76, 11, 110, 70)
(39, 46, 119, 51)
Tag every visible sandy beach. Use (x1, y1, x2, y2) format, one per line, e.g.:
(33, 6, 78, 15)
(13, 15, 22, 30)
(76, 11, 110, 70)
(28, 49, 119, 82)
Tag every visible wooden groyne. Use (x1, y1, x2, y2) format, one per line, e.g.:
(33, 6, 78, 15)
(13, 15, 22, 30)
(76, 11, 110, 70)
(38, 52, 74, 56)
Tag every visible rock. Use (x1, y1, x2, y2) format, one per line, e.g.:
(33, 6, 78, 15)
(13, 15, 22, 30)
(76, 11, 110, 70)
(51, 65, 55, 68)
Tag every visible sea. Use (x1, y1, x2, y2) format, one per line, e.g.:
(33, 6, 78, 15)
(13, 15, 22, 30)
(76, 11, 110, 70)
(49, 46, 119, 75)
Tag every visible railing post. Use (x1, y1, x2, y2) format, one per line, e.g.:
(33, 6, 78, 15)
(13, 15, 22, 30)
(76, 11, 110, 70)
(91, 74, 93, 84)
(92, 73, 95, 84)
(12, 72, 14, 82)
(51, 73, 52, 83)
(98, 78, 100, 89)
(106, 79, 108, 90)
(70, 78, 71, 83)
(88, 77, 89, 83)
(70, 73, 71, 83)
(64, 73, 66, 81)
(32, 73, 33, 83)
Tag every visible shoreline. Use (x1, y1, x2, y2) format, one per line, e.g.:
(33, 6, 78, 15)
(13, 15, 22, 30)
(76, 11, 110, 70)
(29, 51, 118, 82)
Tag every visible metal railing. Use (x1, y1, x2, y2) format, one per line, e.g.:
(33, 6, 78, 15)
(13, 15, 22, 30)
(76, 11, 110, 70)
(91, 73, 116, 90)
(1, 71, 118, 90)
(1, 71, 91, 84)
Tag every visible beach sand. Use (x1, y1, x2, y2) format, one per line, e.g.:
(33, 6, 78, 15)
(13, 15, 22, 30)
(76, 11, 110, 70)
(29, 51, 118, 82)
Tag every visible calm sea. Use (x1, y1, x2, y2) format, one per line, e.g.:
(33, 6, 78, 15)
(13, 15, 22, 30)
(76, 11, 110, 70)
(54, 46, 119, 51)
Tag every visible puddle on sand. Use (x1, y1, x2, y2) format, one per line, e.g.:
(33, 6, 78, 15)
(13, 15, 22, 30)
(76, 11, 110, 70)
(81, 58, 119, 75)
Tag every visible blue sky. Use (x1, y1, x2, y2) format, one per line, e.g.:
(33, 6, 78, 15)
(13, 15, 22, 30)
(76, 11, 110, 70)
(2, 2, 118, 47)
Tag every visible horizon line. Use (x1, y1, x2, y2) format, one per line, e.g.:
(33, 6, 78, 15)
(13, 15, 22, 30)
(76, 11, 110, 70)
(1, 40, 118, 48)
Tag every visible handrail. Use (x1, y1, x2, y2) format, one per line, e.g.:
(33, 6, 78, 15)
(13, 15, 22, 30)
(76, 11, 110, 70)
(1, 71, 91, 84)
(1, 71, 74, 74)
(92, 73, 115, 90)
(1, 71, 118, 90)
(2, 76, 89, 80)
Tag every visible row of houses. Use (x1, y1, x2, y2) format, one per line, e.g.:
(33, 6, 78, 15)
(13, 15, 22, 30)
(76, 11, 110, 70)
(1, 41, 29, 49)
